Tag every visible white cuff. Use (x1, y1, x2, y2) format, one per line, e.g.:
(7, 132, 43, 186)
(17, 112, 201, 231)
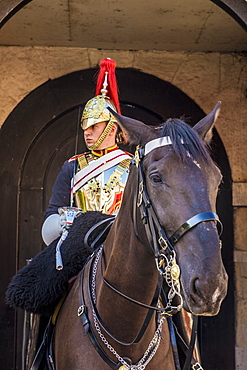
(41, 214, 62, 245)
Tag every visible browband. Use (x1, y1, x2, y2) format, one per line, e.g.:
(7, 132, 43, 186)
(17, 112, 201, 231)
(144, 136, 172, 156)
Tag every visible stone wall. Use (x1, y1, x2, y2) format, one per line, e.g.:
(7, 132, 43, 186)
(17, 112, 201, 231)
(0, 46, 246, 369)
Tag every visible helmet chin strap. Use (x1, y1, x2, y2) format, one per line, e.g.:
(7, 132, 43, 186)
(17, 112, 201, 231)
(86, 120, 115, 150)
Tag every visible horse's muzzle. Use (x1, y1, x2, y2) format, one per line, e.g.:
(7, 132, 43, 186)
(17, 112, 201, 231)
(182, 268, 228, 316)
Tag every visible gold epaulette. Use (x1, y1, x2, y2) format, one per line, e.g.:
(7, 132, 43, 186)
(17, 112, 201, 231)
(120, 158, 132, 169)
(77, 154, 89, 170)
(68, 153, 85, 162)
(77, 152, 97, 170)
(68, 152, 92, 170)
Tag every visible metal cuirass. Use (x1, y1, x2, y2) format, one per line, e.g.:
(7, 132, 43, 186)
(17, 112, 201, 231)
(73, 152, 131, 215)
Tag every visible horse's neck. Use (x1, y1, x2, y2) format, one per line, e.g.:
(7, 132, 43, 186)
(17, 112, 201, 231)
(95, 190, 159, 344)
(103, 215, 157, 296)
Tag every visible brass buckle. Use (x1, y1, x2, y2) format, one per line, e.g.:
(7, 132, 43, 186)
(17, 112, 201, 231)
(137, 182, 144, 207)
(158, 236, 168, 250)
(77, 305, 85, 316)
(134, 145, 141, 167)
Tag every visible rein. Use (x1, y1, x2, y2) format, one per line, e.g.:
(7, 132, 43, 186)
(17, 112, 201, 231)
(78, 247, 166, 370)
(88, 247, 163, 346)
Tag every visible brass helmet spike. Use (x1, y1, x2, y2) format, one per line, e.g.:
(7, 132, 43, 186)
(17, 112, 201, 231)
(101, 72, 108, 97)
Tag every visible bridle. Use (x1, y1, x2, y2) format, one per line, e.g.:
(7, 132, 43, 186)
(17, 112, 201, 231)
(132, 139, 222, 314)
(78, 137, 223, 370)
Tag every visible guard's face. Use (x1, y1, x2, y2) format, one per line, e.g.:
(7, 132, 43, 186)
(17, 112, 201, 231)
(83, 121, 107, 148)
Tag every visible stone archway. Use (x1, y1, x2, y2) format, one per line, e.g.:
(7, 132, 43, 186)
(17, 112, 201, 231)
(1, 0, 246, 31)
(0, 67, 234, 369)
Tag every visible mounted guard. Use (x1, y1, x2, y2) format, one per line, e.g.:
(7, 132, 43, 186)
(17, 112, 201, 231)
(6, 59, 228, 370)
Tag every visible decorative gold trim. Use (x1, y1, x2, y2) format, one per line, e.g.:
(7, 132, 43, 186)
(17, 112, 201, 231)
(158, 237, 168, 250)
(137, 181, 144, 207)
(134, 145, 141, 167)
(81, 96, 118, 130)
(77, 305, 85, 316)
(170, 260, 180, 281)
(91, 144, 118, 157)
(77, 154, 88, 170)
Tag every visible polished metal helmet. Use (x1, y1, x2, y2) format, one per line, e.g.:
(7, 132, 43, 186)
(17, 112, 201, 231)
(81, 58, 125, 150)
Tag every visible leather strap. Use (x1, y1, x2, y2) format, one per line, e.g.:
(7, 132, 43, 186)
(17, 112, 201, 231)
(173, 316, 202, 370)
(135, 154, 174, 259)
(159, 288, 182, 370)
(30, 318, 54, 370)
(87, 327, 120, 370)
(87, 251, 166, 346)
(144, 136, 172, 155)
(167, 315, 182, 370)
(88, 328, 134, 369)
(84, 216, 115, 250)
(78, 256, 140, 370)
(78, 266, 90, 335)
(102, 273, 167, 315)
(46, 327, 56, 370)
(77, 259, 118, 369)
(182, 316, 199, 370)
(169, 212, 222, 246)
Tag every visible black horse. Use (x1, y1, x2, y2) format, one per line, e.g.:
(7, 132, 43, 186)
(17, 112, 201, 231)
(52, 102, 227, 369)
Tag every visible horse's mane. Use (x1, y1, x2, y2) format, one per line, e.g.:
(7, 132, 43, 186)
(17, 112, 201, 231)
(158, 118, 212, 163)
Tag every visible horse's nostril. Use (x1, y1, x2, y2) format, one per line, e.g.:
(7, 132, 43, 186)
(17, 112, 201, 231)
(194, 278, 203, 299)
(189, 277, 204, 305)
(190, 274, 227, 310)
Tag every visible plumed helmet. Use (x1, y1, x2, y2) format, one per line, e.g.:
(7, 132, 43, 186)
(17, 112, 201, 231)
(81, 58, 125, 148)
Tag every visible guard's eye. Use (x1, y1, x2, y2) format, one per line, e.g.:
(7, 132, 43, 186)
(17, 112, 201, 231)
(150, 173, 162, 184)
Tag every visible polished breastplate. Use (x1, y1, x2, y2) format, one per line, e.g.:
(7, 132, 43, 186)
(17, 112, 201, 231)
(74, 152, 131, 215)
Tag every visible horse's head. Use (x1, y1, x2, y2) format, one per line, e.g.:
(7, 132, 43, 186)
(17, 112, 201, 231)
(110, 102, 228, 316)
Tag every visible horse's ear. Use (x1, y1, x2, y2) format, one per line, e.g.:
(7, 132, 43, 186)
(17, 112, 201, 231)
(108, 108, 151, 145)
(193, 102, 221, 144)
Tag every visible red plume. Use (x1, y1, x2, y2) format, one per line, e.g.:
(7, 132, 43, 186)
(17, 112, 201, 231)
(95, 58, 121, 114)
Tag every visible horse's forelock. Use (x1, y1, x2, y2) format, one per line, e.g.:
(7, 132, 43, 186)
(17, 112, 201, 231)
(159, 118, 212, 163)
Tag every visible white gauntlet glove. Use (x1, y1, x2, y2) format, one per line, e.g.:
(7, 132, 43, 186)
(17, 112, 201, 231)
(42, 207, 82, 246)
(41, 213, 64, 245)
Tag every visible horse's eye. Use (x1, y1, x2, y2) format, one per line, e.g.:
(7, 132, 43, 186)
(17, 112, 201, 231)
(150, 174, 162, 184)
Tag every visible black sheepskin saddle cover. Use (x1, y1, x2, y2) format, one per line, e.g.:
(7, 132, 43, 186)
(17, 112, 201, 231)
(6, 211, 113, 317)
